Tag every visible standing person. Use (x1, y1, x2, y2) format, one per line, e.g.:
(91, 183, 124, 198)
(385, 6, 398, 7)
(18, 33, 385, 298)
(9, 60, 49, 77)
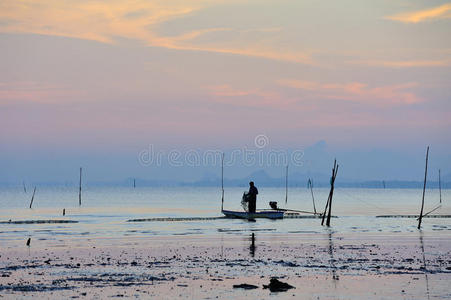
(247, 181, 258, 213)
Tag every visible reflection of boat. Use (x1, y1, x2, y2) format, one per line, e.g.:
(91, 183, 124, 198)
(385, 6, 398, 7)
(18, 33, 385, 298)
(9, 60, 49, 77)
(222, 209, 284, 219)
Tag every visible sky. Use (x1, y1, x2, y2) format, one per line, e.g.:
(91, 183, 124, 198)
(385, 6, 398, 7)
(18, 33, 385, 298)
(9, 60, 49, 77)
(0, 0, 450, 183)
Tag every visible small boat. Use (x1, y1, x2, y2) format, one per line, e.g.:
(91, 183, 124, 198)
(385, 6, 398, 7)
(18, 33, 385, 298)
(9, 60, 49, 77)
(222, 209, 284, 219)
(218, 155, 314, 220)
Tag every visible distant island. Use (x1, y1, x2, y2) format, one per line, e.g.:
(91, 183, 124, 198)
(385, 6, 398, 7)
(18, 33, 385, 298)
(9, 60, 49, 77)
(6, 169, 448, 189)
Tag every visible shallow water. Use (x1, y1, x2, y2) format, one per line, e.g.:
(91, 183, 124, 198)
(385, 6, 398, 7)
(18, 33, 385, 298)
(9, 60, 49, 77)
(0, 187, 449, 248)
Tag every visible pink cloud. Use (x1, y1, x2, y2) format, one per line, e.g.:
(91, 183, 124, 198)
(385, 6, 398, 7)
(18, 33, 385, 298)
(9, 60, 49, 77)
(277, 79, 422, 106)
(206, 84, 297, 109)
(0, 82, 78, 103)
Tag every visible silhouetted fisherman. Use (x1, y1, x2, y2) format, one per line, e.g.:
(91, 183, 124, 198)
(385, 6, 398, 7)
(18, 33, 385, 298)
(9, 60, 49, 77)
(247, 181, 258, 213)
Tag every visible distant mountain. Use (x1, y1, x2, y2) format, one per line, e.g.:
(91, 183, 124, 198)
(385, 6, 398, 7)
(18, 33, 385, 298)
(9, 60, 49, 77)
(185, 169, 450, 189)
(1, 169, 449, 189)
(244, 170, 275, 184)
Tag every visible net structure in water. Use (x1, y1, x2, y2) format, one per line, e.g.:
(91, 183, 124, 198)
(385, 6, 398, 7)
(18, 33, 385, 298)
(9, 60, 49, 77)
(127, 217, 225, 222)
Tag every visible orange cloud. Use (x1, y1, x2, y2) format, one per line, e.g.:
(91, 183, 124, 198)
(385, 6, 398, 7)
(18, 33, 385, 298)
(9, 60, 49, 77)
(347, 59, 451, 68)
(0, 0, 200, 43)
(277, 79, 422, 105)
(386, 3, 451, 23)
(0, 0, 312, 64)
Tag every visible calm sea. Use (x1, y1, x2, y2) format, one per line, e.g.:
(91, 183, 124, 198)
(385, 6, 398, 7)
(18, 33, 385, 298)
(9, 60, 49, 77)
(0, 187, 449, 248)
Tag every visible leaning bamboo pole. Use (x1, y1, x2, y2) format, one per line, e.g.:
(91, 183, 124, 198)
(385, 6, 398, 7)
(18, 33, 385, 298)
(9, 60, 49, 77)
(29, 187, 36, 209)
(321, 179, 332, 225)
(308, 179, 317, 214)
(326, 162, 338, 226)
(322, 160, 338, 226)
(418, 146, 429, 230)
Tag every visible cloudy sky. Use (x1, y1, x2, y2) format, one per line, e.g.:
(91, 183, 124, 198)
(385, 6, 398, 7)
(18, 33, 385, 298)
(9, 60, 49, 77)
(0, 0, 450, 182)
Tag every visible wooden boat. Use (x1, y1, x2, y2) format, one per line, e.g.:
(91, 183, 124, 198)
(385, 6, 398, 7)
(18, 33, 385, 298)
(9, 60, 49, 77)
(218, 155, 315, 220)
(222, 209, 284, 219)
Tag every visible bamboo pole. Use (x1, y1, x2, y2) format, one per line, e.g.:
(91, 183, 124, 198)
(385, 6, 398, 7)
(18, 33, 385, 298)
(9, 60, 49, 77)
(321, 191, 331, 225)
(221, 153, 224, 212)
(439, 169, 441, 204)
(417, 204, 441, 219)
(23, 181, 27, 193)
(322, 160, 338, 226)
(285, 165, 288, 205)
(308, 179, 317, 214)
(133, 178, 136, 188)
(322, 160, 335, 225)
(29, 187, 36, 209)
(79, 167, 82, 206)
(327, 163, 338, 226)
(418, 146, 429, 230)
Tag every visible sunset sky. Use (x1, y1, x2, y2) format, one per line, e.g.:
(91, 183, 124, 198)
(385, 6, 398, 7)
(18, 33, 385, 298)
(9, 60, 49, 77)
(0, 0, 450, 182)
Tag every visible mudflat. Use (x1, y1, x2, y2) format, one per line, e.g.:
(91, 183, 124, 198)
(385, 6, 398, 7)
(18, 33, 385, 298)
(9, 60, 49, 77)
(1, 231, 450, 299)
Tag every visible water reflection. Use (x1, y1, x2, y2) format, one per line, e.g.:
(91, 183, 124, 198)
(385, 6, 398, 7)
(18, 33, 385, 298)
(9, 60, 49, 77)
(220, 233, 224, 259)
(419, 231, 430, 300)
(249, 233, 256, 257)
(327, 230, 339, 282)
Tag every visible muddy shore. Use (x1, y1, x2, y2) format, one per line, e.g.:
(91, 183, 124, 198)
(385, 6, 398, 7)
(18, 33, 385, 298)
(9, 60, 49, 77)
(1, 232, 450, 299)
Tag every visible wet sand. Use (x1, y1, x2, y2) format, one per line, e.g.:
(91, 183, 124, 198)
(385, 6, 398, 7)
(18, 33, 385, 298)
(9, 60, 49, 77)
(1, 231, 450, 299)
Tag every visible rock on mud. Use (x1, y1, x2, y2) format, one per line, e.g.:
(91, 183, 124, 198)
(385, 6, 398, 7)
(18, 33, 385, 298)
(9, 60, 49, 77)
(263, 278, 295, 292)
